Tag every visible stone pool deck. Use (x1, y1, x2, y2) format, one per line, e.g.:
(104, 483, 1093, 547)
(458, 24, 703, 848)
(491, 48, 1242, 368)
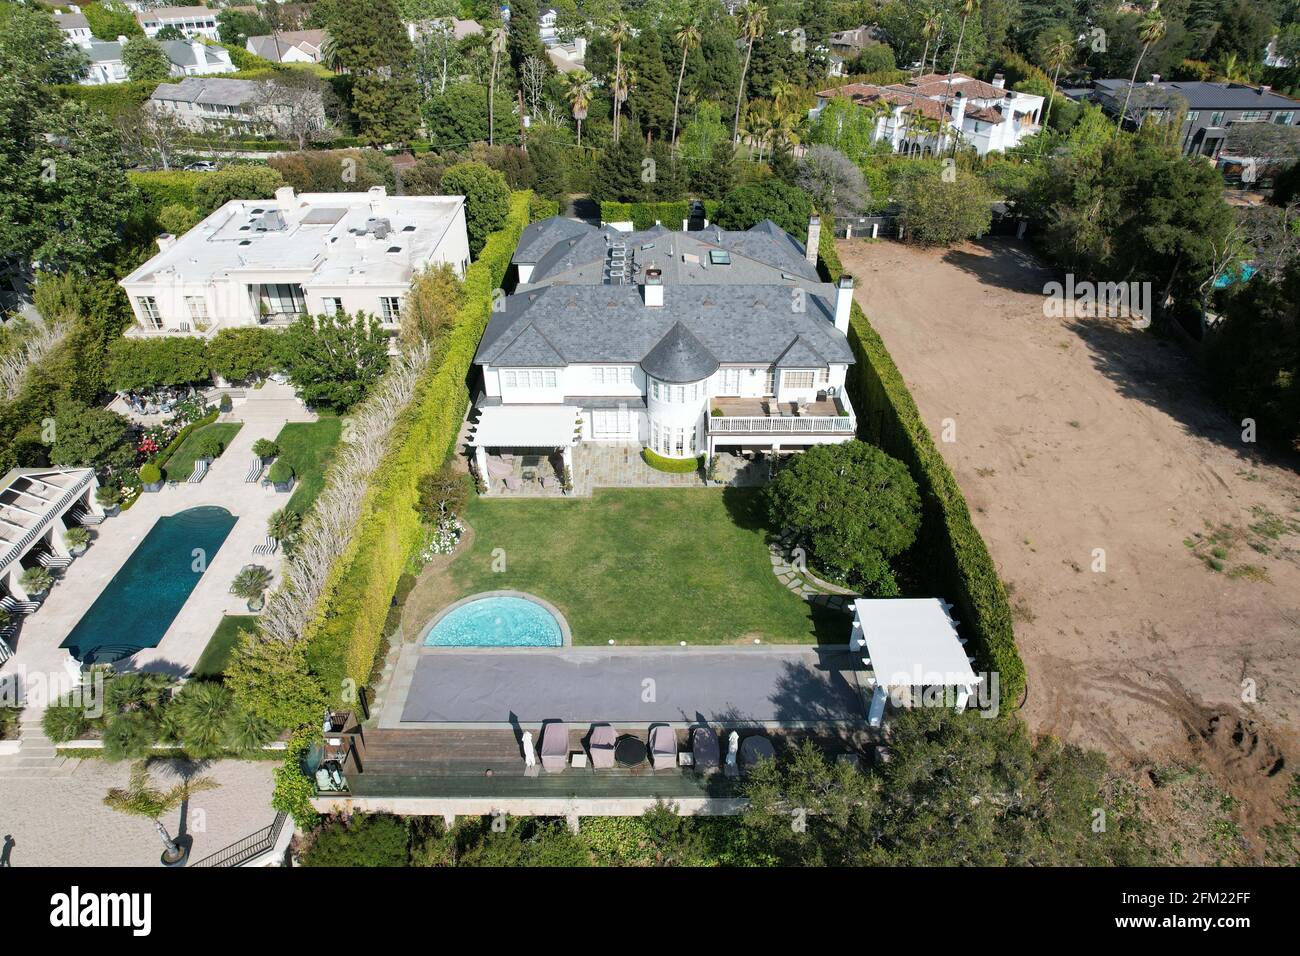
(381, 643, 870, 730)
(0, 389, 315, 703)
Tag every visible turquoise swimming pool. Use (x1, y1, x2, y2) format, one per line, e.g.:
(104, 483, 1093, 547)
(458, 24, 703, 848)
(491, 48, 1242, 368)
(424, 595, 564, 647)
(60, 506, 237, 664)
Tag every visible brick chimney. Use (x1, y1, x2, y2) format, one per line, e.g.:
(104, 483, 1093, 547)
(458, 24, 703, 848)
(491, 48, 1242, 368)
(806, 215, 821, 264)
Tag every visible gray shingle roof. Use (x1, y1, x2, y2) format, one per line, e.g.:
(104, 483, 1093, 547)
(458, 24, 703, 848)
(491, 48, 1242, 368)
(1090, 79, 1300, 111)
(641, 322, 720, 383)
(151, 77, 266, 107)
(775, 334, 826, 368)
(492, 322, 567, 367)
(475, 283, 853, 370)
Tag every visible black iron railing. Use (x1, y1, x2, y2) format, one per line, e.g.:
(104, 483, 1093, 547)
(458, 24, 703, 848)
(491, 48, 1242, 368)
(190, 812, 289, 868)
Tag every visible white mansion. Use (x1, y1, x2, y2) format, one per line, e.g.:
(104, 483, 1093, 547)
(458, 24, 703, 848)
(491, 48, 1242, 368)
(813, 72, 1045, 157)
(469, 216, 858, 475)
(120, 187, 470, 342)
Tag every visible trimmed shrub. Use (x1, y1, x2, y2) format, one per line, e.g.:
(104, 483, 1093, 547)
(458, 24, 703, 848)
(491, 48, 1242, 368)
(601, 200, 720, 230)
(252, 438, 280, 459)
(301, 813, 409, 867)
(299, 192, 533, 700)
(641, 448, 704, 474)
(268, 460, 294, 484)
(138, 462, 162, 484)
(128, 170, 205, 209)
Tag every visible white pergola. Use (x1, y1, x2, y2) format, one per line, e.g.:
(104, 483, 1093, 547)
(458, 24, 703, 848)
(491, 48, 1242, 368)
(851, 598, 979, 727)
(468, 405, 583, 486)
(0, 467, 100, 601)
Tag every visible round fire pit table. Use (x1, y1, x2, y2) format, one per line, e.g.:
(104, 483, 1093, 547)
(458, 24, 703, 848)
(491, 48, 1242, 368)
(614, 735, 648, 768)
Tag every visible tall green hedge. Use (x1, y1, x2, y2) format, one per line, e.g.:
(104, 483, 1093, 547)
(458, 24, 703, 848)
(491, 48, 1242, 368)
(820, 226, 1025, 708)
(300, 192, 534, 698)
(128, 170, 204, 209)
(600, 200, 721, 231)
(53, 81, 160, 119)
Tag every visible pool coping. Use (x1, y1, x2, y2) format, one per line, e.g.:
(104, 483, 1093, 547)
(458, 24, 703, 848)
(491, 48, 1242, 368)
(414, 589, 573, 648)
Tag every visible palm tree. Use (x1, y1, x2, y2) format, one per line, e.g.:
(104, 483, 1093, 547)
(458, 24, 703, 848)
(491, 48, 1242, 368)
(940, 0, 981, 153)
(103, 761, 220, 865)
(612, 62, 634, 145)
(919, 5, 942, 78)
(609, 19, 631, 142)
(267, 508, 300, 543)
(231, 564, 273, 611)
(488, 25, 507, 146)
(1036, 29, 1075, 155)
(565, 69, 594, 145)
(1117, 5, 1168, 131)
(671, 19, 701, 147)
(733, 3, 769, 146)
(745, 101, 777, 161)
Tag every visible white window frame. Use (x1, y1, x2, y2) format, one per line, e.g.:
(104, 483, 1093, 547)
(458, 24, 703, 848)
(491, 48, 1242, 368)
(138, 296, 162, 329)
(185, 296, 208, 324)
(380, 296, 402, 323)
(783, 370, 815, 390)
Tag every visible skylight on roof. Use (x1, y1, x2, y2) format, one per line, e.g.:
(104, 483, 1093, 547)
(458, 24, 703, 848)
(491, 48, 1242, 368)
(402, 225, 416, 232)
(709, 250, 731, 265)
(387, 246, 402, 253)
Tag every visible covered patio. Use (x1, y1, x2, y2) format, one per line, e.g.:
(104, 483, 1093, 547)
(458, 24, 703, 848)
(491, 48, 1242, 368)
(850, 598, 980, 727)
(468, 405, 583, 496)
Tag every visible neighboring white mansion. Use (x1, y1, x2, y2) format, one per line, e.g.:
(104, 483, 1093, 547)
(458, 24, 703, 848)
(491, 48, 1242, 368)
(148, 76, 323, 132)
(469, 216, 858, 476)
(78, 37, 236, 85)
(119, 186, 470, 346)
(136, 5, 220, 41)
(813, 72, 1044, 157)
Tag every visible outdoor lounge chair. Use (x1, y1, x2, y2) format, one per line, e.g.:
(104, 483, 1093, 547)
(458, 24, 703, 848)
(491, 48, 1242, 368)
(189, 458, 209, 483)
(649, 725, 678, 770)
(588, 724, 616, 769)
(540, 722, 569, 772)
(252, 536, 279, 557)
(245, 458, 264, 483)
(691, 726, 720, 774)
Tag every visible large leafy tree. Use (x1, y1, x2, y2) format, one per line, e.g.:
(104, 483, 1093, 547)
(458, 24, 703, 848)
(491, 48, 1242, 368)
(897, 165, 997, 246)
(107, 337, 211, 391)
(626, 27, 674, 142)
(193, 164, 287, 214)
(713, 179, 812, 236)
(440, 161, 510, 255)
(0, 2, 89, 84)
(318, 0, 420, 144)
(766, 440, 921, 595)
(279, 311, 390, 410)
(49, 399, 135, 474)
(121, 36, 172, 82)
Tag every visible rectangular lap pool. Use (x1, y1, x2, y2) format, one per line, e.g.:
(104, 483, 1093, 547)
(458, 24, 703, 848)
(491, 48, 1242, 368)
(60, 506, 237, 664)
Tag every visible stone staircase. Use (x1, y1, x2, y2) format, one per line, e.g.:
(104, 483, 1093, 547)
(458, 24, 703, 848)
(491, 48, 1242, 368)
(0, 709, 77, 780)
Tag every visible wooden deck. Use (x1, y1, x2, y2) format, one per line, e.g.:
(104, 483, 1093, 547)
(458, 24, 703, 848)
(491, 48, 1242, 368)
(710, 396, 842, 417)
(328, 726, 873, 798)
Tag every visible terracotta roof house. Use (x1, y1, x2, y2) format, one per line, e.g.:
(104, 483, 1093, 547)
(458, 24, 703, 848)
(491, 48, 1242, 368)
(813, 72, 1044, 156)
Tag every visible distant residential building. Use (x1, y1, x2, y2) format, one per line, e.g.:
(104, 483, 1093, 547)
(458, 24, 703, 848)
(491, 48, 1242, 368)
(539, 6, 558, 42)
(136, 5, 220, 41)
(245, 29, 328, 64)
(1067, 78, 1300, 160)
(405, 17, 484, 44)
(119, 186, 471, 348)
(813, 72, 1044, 157)
(54, 11, 93, 47)
(77, 37, 236, 85)
(149, 76, 323, 132)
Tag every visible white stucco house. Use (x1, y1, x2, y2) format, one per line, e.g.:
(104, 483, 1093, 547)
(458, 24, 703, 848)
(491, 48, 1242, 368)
(468, 216, 858, 483)
(812, 72, 1044, 157)
(148, 76, 324, 132)
(245, 29, 329, 64)
(54, 11, 93, 46)
(136, 5, 220, 41)
(119, 186, 470, 351)
(77, 37, 236, 85)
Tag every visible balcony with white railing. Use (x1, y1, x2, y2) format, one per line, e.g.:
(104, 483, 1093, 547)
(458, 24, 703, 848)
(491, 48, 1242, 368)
(708, 390, 857, 436)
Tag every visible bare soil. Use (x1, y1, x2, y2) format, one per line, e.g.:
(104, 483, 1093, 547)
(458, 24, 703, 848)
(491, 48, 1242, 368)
(838, 237, 1300, 860)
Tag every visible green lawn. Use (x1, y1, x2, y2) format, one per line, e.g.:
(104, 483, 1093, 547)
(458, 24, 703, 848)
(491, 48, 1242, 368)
(271, 416, 343, 515)
(192, 614, 257, 679)
(443, 488, 841, 645)
(161, 423, 243, 481)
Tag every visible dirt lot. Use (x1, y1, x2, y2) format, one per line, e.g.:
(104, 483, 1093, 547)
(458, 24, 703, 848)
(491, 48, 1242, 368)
(838, 237, 1300, 859)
